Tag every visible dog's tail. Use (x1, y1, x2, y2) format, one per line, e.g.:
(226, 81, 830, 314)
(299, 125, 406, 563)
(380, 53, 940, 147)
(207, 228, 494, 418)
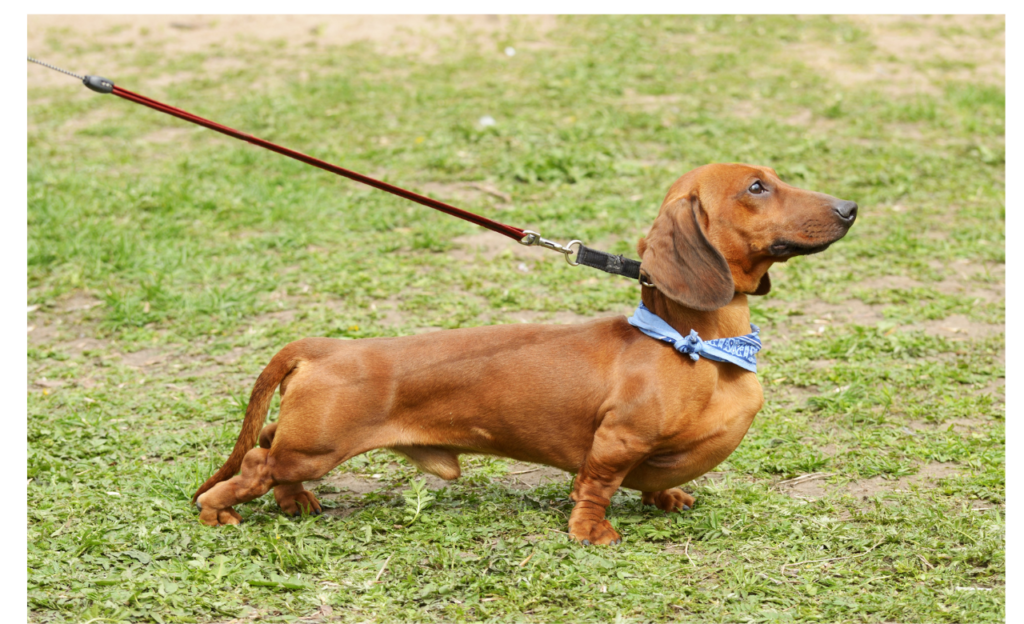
(191, 345, 300, 503)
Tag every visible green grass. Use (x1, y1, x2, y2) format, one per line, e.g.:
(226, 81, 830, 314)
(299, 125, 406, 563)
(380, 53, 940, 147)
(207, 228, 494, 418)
(28, 15, 1003, 623)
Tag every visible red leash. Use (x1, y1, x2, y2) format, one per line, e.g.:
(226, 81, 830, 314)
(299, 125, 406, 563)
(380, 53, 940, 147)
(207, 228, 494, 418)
(109, 82, 527, 242)
(28, 57, 643, 281)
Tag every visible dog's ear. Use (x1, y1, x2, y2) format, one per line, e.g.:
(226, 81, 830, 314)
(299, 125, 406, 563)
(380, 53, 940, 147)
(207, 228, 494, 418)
(752, 271, 771, 296)
(639, 196, 735, 311)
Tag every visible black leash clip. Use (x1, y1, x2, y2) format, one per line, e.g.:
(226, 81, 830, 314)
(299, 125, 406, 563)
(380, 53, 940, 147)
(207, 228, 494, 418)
(575, 245, 642, 280)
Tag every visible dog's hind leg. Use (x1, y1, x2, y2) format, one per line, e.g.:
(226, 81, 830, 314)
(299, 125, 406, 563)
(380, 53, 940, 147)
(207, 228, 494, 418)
(274, 483, 322, 517)
(253, 422, 323, 516)
(198, 444, 337, 522)
(196, 447, 276, 526)
(267, 443, 350, 517)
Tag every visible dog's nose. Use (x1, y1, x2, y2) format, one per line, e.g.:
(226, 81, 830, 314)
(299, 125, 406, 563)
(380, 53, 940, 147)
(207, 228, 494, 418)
(833, 200, 858, 222)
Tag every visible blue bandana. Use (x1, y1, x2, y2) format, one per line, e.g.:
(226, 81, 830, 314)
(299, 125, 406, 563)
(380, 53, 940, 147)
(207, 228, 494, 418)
(627, 302, 762, 373)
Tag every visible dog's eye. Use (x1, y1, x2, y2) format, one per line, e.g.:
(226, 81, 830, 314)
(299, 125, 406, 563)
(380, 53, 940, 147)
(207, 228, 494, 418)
(749, 181, 766, 194)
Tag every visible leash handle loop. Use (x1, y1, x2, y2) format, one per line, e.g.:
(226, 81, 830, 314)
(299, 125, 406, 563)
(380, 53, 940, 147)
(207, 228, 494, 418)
(83, 75, 114, 94)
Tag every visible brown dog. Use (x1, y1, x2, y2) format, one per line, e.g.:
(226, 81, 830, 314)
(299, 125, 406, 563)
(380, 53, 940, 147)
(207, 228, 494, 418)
(193, 163, 856, 545)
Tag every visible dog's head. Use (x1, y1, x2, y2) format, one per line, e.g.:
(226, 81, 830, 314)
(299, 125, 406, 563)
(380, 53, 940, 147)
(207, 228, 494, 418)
(637, 163, 857, 311)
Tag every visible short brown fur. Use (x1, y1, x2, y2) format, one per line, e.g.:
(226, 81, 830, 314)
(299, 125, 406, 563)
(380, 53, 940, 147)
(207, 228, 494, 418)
(193, 163, 856, 544)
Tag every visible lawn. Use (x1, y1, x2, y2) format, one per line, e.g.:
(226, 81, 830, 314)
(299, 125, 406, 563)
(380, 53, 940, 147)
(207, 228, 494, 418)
(27, 15, 1004, 623)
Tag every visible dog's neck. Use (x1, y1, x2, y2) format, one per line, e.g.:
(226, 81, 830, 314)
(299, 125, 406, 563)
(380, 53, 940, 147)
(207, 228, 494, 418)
(640, 288, 752, 341)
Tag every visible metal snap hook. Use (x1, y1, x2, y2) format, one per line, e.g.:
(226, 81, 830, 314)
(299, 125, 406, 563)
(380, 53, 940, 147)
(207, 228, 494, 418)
(564, 240, 583, 266)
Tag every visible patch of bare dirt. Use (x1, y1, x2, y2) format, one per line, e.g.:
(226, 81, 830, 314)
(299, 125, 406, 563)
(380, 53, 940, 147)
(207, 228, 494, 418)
(28, 15, 557, 88)
(121, 348, 170, 368)
(761, 298, 886, 346)
(784, 477, 830, 499)
(855, 260, 1005, 305)
(449, 231, 529, 262)
(417, 181, 512, 206)
(181, 364, 221, 379)
(57, 108, 118, 135)
(58, 337, 107, 356)
(694, 471, 725, 483)
(365, 297, 407, 328)
(728, 100, 761, 120)
(764, 282, 1003, 345)
(935, 264, 1005, 304)
(164, 382, 198, 400)
(29, 292, 106, 350)
(314, 472, 387, 496)
(27, 320, 62, 346)
(764, 298, 887, 328)
(932, 258, 1005, 280)
(28, 290, 270, 399)
(138, 127, 192, 144)
(312, 473, 389, 518)
(31, 377, 66, 390)
(767, 383, 820, 408)
(212, 347, 246, 365)
(854, 275, 924, 291)
(620, 88, 698, 114)
(762, 256, 1005, 346)
(780, 461, 964, 500)
(916, 315, 1003, 341)
(849, 462, 961, 497)
(907, 418, 996, 433)
(848, 15, 1005, 86)
(780, 15, 1004, 97)
(980, 378, 1005, 402)
(58, 292, 103, 313)
(788, 42, 941, 97)
(251, 308, 299, 325)
(497, 462, 570, 490)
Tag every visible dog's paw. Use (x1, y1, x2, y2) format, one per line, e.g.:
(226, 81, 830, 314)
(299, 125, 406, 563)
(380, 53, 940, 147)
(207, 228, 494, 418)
(642, 488, 696, 512)
(199, 507, 242, 527)
(570, 519, 623, 546)
(279, 489, 322, 517)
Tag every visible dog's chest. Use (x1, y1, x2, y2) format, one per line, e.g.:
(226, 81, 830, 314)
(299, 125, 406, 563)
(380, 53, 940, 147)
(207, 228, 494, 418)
(639, 374, 763, 484)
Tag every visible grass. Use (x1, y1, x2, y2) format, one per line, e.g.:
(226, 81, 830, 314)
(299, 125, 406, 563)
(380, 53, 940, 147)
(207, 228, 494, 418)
(27, 14, 1004, 623)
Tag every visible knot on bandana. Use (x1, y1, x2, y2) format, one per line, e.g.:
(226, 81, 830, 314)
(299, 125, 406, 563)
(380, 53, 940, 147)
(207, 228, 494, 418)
(626, 302, 762, 373)
(678, 330, 704, 362)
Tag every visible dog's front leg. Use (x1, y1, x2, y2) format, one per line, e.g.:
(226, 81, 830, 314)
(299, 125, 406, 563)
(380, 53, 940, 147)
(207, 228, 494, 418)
(568, 425, 646, 546)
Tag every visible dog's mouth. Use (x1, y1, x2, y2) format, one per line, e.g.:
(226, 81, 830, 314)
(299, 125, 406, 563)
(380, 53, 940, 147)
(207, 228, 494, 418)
(768, 239, 835, 258)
